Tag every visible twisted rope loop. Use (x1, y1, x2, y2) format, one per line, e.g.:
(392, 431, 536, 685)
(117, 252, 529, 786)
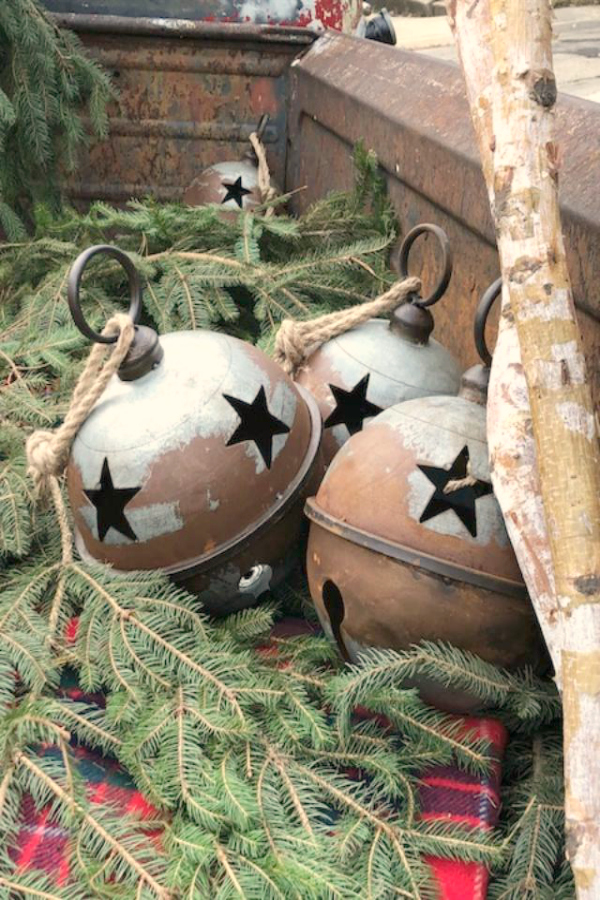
(273, 276, 421, 377)
(25, 311, 135, 644)
(249, 131, 278, 217)
(26, 313, 135, 497)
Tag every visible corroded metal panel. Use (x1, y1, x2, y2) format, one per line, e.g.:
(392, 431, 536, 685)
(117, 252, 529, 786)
(45, 0, 361, 32)
(286, 33, 600, 401)
(55, 14, 314, 205)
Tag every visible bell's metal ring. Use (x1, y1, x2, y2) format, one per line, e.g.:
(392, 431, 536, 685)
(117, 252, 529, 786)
(474, 277, 502, 367)
(67, 244, 142, 345)
(398, 223, 453, 308)
(255, 113, 269, 142)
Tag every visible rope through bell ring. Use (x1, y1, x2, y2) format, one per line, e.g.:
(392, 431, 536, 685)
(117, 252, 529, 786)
(249, 114, 278, 216)
(273, 223, 457, 376)
(25, 246, 139, 640)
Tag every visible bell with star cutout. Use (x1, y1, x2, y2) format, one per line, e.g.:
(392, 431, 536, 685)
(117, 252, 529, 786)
(304, 278, 546, 712)
(66, 245, 323, 615)
(183, 115, 277, 213)
(295, 224, 462, 465)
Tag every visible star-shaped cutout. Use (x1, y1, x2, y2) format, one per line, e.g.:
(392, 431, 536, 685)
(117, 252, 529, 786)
(84, 457, 141, 543)
(221, 176, 252, 208)
(223, 385, 290, 469)
(417, 446, 492, 538)
(324, 374, 383, 436)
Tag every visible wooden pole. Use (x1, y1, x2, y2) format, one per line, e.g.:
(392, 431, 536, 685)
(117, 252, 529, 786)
(449, 1, 600, 893)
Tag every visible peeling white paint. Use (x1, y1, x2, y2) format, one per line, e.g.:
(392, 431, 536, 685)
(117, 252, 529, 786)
(239, 0, 314, 24)
(79, 499, 183, 545)
(73, 330, 296, 485)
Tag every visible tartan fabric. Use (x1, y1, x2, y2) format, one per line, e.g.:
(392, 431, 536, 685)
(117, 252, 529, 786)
(420, 717, 507, 900)
(11, 617, 507, 898)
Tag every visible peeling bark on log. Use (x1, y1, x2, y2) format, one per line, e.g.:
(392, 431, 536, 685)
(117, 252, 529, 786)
(448, 0, 563, 682)
(449, 1, 600, 894)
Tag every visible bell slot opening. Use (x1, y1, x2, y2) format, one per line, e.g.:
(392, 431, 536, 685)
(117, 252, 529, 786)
(322, 580, 350, 662)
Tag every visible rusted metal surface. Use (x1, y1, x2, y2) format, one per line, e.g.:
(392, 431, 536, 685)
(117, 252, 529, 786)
(52, 13, 316, 42)
(305, 369, 546, 710)
(306, 527, 544, 712)
(67, 303, 324, 613)
(55, 14, 312, 205)
(286, 33, 600, 402)
(46, 0, 361, 32)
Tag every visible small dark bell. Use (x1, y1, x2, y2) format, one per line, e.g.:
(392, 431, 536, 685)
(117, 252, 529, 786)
(66, 245, 323, 615)
(305, 278, 546, 712)
(295, 224, 461, 465)
(184, 158, 264, 212)
(183, 114, 279, 214)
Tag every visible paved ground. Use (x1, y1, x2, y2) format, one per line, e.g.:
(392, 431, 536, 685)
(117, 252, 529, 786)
(391, 5, 600, 103)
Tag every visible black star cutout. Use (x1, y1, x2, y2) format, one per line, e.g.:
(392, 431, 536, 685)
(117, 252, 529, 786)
(84, 457, 141, 543)
(221, 176, 252, 209)
(417, 446, 492, 538)
(324, 374, 383, 436)
(223, 385, 290, 469)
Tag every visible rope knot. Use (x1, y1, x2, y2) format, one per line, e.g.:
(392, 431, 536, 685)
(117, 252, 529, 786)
(273, 275, 421, 377)
(26, 312, 136, 498)
(249, 131, 278, 214)
(26, 431, 67, 495)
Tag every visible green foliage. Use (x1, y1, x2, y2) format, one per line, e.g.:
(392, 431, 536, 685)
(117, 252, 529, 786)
(0, 0, 114, 237)
(0, 149, 568, 895)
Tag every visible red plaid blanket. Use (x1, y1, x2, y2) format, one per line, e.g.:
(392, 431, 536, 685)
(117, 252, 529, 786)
(11, 618, 507, 898)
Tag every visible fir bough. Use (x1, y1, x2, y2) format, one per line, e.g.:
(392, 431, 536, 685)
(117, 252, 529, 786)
(0, 159, 569, 895)
(0, 0, 114, 238)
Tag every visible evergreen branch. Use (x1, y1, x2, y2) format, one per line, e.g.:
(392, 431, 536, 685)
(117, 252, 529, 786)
(215, 842, 246, 898)
(267, 747, 316, 843)
(15, 752, 170, 898)
(70, 564, 246, 722)
(0, 876, 69, 900)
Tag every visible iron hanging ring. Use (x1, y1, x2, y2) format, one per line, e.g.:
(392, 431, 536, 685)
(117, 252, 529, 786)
(67, 244, 142, 345)
(474, 277, 502, 367)
(255, 113, 270, 143)
(398, 223, 453, 308)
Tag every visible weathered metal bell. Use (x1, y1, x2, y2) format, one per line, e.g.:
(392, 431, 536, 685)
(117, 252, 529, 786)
(183, 115, 275, 213)
(305, 278, 546, 712)
(66, 245, 323, 615)
(295, 224, 462, 465)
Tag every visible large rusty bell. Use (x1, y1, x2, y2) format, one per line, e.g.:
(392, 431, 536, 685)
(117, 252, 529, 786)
(66, 245, 323, 615)
(184, 114, 274, 213)
(295, 224, 462, 465)
(305, 278, 546, 712)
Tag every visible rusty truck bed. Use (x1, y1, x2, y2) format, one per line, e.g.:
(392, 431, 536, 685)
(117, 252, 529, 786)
(53, 12, 600, 401)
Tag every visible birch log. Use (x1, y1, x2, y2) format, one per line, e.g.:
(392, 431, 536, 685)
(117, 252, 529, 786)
(450, 0, 600, 894)
(448, 0, 563, 682)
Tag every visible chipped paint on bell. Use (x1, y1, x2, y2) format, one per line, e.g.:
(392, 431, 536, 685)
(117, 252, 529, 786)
(73, 331, 235, 485)
(207, 489, 220, 512)
(79, 499, 184, 545)
(297, 317, 461, 461)
(323, 319, 461, 403)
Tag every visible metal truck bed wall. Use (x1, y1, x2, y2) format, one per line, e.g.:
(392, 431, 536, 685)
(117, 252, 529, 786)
(55, 15, 600, 399)
(53, 14, 314, 204)
(286, 33, 600, 399)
